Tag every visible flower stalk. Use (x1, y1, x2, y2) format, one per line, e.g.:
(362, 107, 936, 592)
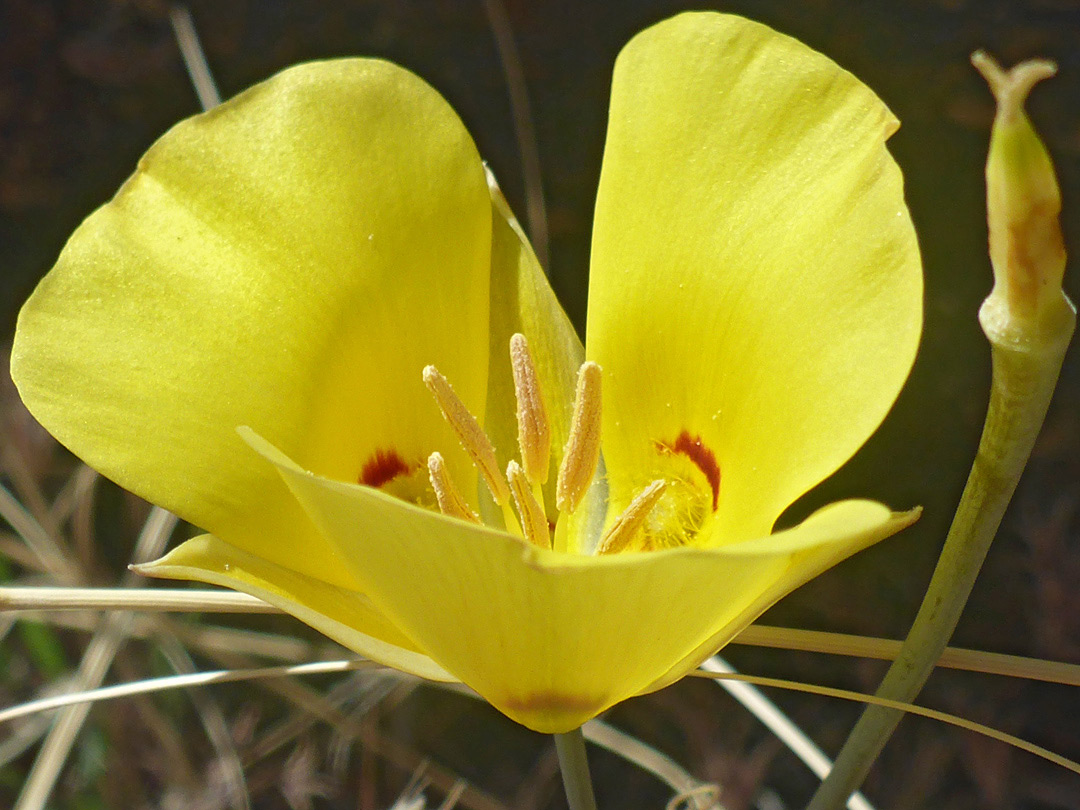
(806, 53, 1075, 810)
(555, 729, 599, 810)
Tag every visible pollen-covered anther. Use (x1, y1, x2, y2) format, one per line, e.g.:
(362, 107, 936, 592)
(595, 479, 667, 555)
(427, 452, 480, 523)
(422, 365, 511, 505)
(556, 361, 602, 514)
(510, 333, 551, 485)
(507, 460, 551, 549)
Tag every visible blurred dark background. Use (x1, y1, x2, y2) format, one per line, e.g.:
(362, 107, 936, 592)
(1, 1, 1078, 808)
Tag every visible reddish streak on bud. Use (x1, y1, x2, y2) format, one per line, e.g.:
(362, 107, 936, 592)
(360, 449, 413, 489)
(658, 431, 721, 511)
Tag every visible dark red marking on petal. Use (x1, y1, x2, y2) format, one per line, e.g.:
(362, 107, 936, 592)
(501, 691, 606, 728)
(359, 449, 413, 489)
(656, 431, 721, 511)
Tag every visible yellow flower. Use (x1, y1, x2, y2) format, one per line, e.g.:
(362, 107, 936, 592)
(10, 12, 922, 733)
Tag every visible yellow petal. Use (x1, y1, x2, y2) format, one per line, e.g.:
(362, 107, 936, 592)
(644, 502, 921, 693)
(587, 13, 922, 542)
(11, 59, 492, 586)
(482, 171, 584, 506)
(246, 429, 915, 733)
(139, 533, 453, 681)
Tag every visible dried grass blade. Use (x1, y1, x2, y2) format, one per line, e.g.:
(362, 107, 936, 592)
(480, 0, 549, 268)
(701, 657, 873, 810)
(0, 482, 76, 582)
(14, 507, 177, 810)
(584, 719, 721, 810)
(168, 4, 221, 109)
(0, 660, 379, 724)
(689, 668, 1080, 776)
(157, 634, 250, 810)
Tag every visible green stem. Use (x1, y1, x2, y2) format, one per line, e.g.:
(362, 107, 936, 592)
(555, 728, 598, 810)
(806, 323, 1073, 810)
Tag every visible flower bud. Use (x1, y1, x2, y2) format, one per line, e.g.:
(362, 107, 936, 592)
(972, 51, 1075, 350)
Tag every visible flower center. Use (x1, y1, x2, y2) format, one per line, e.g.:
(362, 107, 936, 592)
(359, 333, 718, 554)
(417, 333, 691, 556)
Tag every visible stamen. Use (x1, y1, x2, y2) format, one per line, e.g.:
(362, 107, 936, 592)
(423, 365, 511, 505)
(595, 479, 667, 555)
(507, 461, 551, 549)
(556, 361, 603, 514)
(426, 452, 480, 523)
(510, 333, 551, 485)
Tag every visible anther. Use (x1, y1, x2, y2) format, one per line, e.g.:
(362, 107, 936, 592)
(507, 460, 551, 549)
(510, 333, 551, 485)
(556, 361, 603, 514)
(423, 365, 511, 505)
(427, 452, 480, 523)
(595, 479, 667, 555)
